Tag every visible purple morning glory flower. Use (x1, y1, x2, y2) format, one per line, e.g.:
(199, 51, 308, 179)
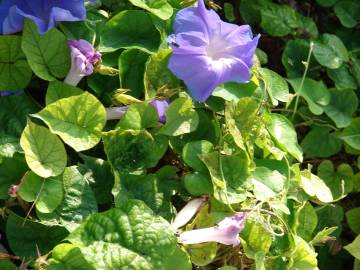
(171, 196, 208, 230)
(0, 0, 87, 35)
(167, 0, 260, 102)
(106, 100, 170, 123)
(64, 39, 101, 86)
(178, 212, 247, 246)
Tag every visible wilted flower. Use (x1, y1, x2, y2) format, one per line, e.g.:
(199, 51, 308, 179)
(178, 212, 247, 246)
(106, 99, 170, 123)
(171, 196, 208, 230)
(64, 39, 101, 86)
(167, 0, 260, 102)
(0, 0, 87, 34)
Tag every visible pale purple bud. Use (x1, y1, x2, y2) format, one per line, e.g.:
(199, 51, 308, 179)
(106, 106, 128, 120)
(171, 196, 208, 230)
(149, 99, 169, 123)
(178, 212, 247, 246)
(64, 39, 101, 86)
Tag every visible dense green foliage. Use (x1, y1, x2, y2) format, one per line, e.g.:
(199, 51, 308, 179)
(0, 0, 360, 269)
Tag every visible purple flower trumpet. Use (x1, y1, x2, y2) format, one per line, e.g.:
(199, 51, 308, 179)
(167, 0, 259, 102)
(178, 212, 247, 246)
(0, 0, 87, 34)
(64, 39, 101, 86)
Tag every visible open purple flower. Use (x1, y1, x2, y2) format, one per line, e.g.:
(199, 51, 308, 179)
(167, 0, 260, 102)
(64, 39, 101, 86)
(178, 212, 247, 246)
(0, 0, 87, 34)
(106, 100, 170, 124)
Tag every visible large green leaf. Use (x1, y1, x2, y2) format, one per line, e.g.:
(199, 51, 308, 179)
(21, 20, 70, 81)
(128, 0, 173, 20)
(114, 168, 177, 220)
(282, 39, 317, 78)
(341, 118, 360, 150)
(0, 95, 38, 137)
(225, 97, 261, 152)
(0, 36, 32, 90)
(260, 3, 298, 36)
(264, 113, 303, 162)
(346, 207, 360, 234)
(6, 212, 68, 259)
(33, 92, 107, 151)
(46, 80, 84, 105)
(288, 236, 317, 270)
(159, 97, 199, 136)
(99, 10, 161, 53)
(18, 171, 63, 213)
(164, 247, 192, 270)
(0, 95, 39, 158)
(301, 127, 342, 158)
(103, 129, 168, 174)
(119, 49, 149, 98)
(317, 160, 354, 200)
(182, 172, 213, 197)
(78, 155, 114, 204)
(313, 33, 349, 69)
(334, 0, 360, 28)
(37, 166, 98, 232)
(241, 220, 273, 258)
(67, 200, 177, 270)
(212, 79, 259, 102)
(250, 166, 285, 201)
(259, 68, 289, 106)
(323, 88, 358, 128)
(315, 205, 344, 237)
(299, 169, 333, 203)
(117, 102, 159, 130)
(296, 202, 318, 242)
(20, 121, 67, 178)
(0, 154, 28, 199)
(144, 49, 181, 99)
(182, 140, 214, 173)
(47, 243, 93, 270)
(327, 64, 357, 90)
(201, 151, 251, 204)
(344, 235, 360, 260)
(288, 78, 330, 115)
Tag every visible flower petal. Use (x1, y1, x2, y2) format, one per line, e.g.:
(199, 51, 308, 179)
(1, 0, 86, 34)
(1, 4, 24, 34)
(106, 107, 128, 120)
(179, 226, 240, 246)
(168, 32, 207, 55)
(168, 54, 251, 101)
(149, 100, 169, 123)
(171, 197, 207, 230)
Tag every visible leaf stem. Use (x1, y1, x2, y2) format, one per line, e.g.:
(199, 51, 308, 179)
(292, 41, 314, 120)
